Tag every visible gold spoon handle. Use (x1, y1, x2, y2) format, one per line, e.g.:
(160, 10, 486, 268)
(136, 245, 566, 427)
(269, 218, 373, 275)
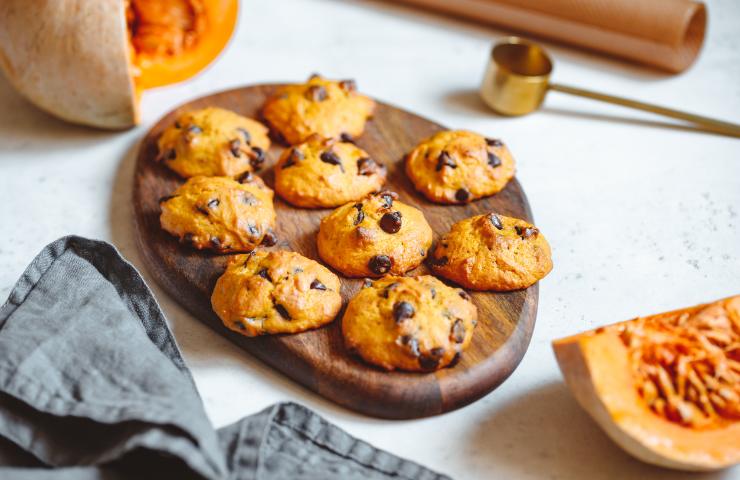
(549, 83, 740, 138)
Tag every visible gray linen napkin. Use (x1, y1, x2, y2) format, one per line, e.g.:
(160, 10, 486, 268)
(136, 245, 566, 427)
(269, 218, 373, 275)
(0, 236, 450, 480)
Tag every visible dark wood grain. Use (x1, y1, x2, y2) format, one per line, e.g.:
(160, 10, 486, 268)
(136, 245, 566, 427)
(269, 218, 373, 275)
(132, 84, 539, 419)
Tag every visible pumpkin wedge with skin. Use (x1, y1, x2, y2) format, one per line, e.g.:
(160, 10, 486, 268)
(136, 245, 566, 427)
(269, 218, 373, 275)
(553, 295, 740, 471)
(0, 0, 237, 129)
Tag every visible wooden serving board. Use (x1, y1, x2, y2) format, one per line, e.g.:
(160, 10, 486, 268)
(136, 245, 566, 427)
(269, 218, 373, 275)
(133, 84, 539, 419)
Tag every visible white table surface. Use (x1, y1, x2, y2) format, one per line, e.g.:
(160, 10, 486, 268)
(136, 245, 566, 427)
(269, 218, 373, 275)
(1, 0, 739, 478)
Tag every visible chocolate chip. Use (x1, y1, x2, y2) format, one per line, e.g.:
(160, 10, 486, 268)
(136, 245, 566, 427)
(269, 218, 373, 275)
(282, 148, 303, 168)
(340, 132, 355, 143)
(362, 278, 373, 288)
(320, 150, 343, 171)
(233, 321, 246, 331)
(451, 319, 466, 343)
(241, 192, 257, 205)
(305, 85, 327, 102)
(430, 287, 436, 299)
(308, 72, 321, 80)
(187, 125, 202, 134)
(207, 198, 220, 209)
(399, 335, 420, 357)
(353, 203, 365, 225)
(158, 194, 178, 204)
(419, 349, 444, 370)
(430, 255, 449, 267)
(458, 289, 471, 301)
(250, 147, 265, 170)
(379, 211, 402, 234)
(261, 229, 278, 246)
(229, 139, 241, 157)
(210, 237, 222, 248)
(238, 127, 251, 144)
(436, 151, 456, 171)
(339, 79, 357, 92)
(174, 121, 182, 129)
(163, 149, 176, 161)
(258, 268, 271, 281)
(238, 171, 255, 183)
(356, 157, 383, 176)
(381, 282, 398, 298)
(515, 225, 538, 239)
(419, 249, 426, 257)
(454, 188, 470, 203)
(393, 301, 415, 323)
(448, 351, 462, 367)
(368, 255, 392, 275)
(275, 304, 291, 319)
(488, 152, 502, 168)
(486, 138, 503, 147)
(379, 192, 396, 209)
(310, 279, 327, 290)
(247, 223, 260, 237)
(195, 205, 210, 215)
(489, 214, 503, 230)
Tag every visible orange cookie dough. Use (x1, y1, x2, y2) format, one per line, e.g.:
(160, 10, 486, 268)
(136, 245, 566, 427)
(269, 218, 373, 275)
(405, 130, 515, 204)
(274, 135, 387, 208)
(262, 74, 376, 145)
(317, 192, 432, 277)
(430, 213, 552, 291)
(157, 107, 270, 178)
(212, 250, 342, 336)
(342, 275, 477, 371)
(159, 175, 277, 252)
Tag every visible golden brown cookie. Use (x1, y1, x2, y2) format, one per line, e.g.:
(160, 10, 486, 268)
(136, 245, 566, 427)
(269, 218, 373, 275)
(430, 213, 552, 291)
(211, 250, 342, 336)
(157, 107, 270, 178)
(159, 175, 277, 252)
(274, 135, 387, 208)
(317, 192, 432, 277)
(262, 75, 376, 145)
(342, 275, 477, 371)
(405, 130, 515, 204)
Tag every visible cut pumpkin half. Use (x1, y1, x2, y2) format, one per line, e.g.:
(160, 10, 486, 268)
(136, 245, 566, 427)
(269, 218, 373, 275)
(553, 295, 740, 471)
(0, 0, 237, 129)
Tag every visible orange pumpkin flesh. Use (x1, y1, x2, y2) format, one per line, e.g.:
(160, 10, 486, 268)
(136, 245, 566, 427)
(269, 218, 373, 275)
(553, 296, 740, 471)
(0, 0, 237, 129)
(126, 0, 238, 90)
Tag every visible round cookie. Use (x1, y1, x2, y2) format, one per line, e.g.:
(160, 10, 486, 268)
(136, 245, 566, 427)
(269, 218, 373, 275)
(159, 175, 277, 253)
(405, 130, 515, 204)
(157, 107, 270, 178)
(342, 275, 478, 371)
(262, 74, 376, 145)
(274, 135, 387, 208)
(212, 250, 342, 336)
(317, 191, 432, 277)
(430, 213, 552, 291)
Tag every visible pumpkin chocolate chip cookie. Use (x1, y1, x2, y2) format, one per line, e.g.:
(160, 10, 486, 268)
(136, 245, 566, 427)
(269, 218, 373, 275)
(211, 250, 342, 336)
(342, 275, 477, 371)
(405, 130, 515, 204)
(430, 213, 552, 291)
(274, 135, 387, 208)
(156, 107, 270, 178)
(159, 175, 277, 252)
(262, 74, 376, 145)
(317, 191, 432, 277)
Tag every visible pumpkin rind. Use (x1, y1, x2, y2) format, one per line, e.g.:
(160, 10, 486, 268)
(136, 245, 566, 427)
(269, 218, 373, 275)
(553, 296, 740, 471)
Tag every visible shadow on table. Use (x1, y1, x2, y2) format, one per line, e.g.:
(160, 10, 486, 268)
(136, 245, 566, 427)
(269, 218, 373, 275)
(0, 73, 113, 153)
(468, 381, 736, 479)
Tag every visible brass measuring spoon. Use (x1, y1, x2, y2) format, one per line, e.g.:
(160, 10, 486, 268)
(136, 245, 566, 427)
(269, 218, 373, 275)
(480, 37, 740, 138)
